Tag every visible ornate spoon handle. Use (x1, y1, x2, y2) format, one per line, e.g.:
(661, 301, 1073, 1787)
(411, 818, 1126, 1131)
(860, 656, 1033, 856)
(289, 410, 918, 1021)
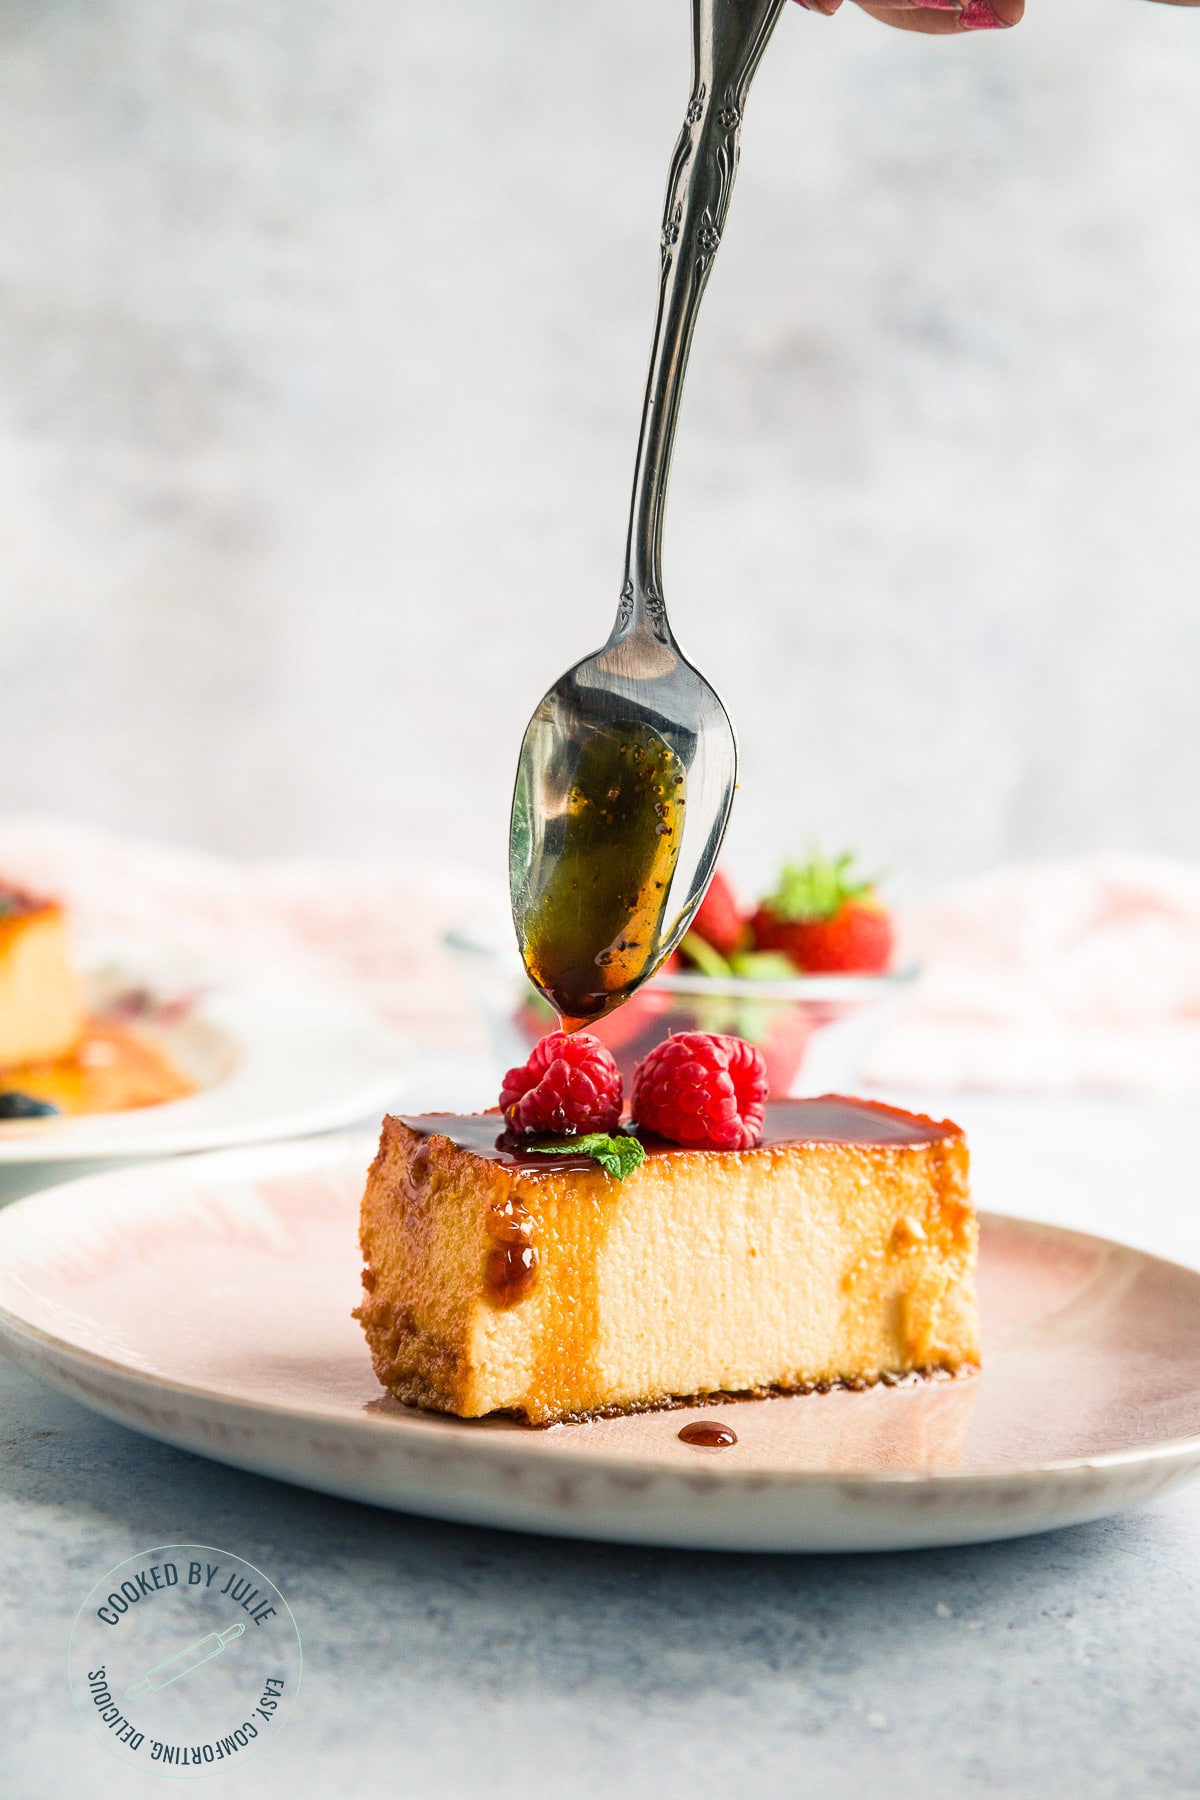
(618, 0, 786, 642)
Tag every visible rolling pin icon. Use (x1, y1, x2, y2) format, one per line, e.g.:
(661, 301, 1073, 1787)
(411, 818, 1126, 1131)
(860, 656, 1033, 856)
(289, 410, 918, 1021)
(125, 1622, 245, 1699)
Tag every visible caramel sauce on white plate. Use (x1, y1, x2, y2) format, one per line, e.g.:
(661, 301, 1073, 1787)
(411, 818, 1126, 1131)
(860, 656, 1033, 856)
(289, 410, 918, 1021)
(0, 1020, 194, 1120)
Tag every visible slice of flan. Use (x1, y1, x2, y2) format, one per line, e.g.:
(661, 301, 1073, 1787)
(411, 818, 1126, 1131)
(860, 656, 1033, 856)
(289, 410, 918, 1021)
(0, 884, 86, 1069)
(356, 1097, 979, 1425)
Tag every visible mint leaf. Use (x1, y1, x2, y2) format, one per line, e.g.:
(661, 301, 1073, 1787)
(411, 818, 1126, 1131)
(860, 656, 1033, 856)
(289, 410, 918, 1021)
(526, 1133, 646, 1181)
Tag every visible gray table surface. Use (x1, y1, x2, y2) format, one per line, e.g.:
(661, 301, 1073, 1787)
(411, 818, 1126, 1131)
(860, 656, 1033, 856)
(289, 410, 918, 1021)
(3, 1072, 1199, 1798)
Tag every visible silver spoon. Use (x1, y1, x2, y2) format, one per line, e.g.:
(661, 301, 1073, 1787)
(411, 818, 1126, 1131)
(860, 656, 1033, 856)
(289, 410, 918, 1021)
(509, 0, 786, 1030)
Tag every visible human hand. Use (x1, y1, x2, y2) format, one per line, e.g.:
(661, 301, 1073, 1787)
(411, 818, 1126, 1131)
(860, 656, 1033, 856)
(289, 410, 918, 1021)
(792, 0, 1198, 33)
(798, 0, 1200, 32)
(791, 0, 1022, 29)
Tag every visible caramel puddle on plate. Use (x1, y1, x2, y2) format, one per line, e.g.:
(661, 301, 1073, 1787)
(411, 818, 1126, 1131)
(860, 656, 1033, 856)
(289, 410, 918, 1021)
(0, 1020, 195, 1117)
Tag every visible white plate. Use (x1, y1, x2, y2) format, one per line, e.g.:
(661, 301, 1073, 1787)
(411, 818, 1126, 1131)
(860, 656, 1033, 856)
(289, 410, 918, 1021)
(1, 1134, 1199, 1554)
(0, 980, 406, 1164)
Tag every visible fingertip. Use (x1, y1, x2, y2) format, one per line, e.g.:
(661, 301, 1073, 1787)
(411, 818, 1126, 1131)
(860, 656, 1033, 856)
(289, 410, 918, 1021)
(960, 0, 1024, 26)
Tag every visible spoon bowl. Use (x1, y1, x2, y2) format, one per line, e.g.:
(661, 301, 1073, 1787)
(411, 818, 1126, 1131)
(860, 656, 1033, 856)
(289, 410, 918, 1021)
(509, 617, 737, 1029)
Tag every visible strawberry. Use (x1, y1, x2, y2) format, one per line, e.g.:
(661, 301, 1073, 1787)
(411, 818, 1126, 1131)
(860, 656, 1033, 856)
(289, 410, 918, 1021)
(751, 852, 894, 975)
(687, 868, 747, 960)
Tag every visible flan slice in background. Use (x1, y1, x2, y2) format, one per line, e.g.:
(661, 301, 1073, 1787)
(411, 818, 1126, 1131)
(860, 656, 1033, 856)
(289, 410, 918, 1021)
(0, 884, 86, 1068)
(356, 1097, 980, 1426)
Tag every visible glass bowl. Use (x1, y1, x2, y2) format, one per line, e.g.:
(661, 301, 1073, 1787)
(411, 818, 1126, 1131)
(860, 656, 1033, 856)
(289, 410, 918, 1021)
(446, 925, 916, 1098)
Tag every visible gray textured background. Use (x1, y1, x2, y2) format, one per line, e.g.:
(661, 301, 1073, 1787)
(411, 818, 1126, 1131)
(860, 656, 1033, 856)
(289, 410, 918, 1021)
(1, 0, 1197, 891)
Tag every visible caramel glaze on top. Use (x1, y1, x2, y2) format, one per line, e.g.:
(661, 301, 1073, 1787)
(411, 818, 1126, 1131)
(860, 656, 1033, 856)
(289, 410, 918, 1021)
(399, 1096, 962, 1173)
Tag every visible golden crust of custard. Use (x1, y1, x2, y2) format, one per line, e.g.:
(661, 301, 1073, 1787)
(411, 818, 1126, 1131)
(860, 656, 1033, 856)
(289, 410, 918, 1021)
(357, 1112, 981, 1426)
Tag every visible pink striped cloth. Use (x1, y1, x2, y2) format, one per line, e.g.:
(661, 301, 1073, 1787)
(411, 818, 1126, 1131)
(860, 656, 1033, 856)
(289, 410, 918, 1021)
(869, 855, 1200, 1098)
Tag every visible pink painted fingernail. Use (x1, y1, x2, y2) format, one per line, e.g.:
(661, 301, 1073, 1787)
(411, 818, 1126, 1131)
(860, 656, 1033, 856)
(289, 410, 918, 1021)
(959, 0, 1010, 26)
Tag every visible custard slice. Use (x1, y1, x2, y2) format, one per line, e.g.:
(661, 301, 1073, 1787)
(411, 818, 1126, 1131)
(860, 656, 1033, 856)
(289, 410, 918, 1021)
(356, 1097, 979, 1426)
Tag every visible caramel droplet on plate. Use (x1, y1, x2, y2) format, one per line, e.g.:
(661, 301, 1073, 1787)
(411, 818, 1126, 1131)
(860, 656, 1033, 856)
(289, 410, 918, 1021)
(678, 1421, 737, 1449)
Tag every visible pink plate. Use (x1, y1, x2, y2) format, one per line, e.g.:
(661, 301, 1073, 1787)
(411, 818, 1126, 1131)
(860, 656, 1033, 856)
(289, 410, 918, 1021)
(1, 1134, 1199, 1552)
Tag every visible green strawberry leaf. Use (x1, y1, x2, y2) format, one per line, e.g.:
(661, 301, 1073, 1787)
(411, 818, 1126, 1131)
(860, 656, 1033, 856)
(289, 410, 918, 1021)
(766, 850, 880, 923)
(728, 951, 797, 981)
(680, 932, 732, 978)
(681, 938, 798, 995)
(526, 1133, 646, 1181)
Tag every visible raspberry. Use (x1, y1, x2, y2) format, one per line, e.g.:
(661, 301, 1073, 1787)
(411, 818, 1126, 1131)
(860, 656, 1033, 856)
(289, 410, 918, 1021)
(500, 1032, 623, 1136)
(631, 1032, 767, 1151)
